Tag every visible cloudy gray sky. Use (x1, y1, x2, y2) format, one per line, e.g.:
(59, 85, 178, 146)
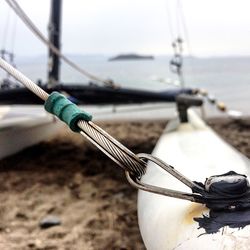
(0, 0, 250, 57)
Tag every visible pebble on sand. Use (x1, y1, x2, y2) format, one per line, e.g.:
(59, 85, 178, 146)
(39, 215, 61, 229)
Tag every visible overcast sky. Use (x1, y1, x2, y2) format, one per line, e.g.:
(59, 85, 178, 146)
(0, 0, 250, 57)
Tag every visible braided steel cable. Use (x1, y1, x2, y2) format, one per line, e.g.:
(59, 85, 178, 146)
(78, 121, 146, 176)
(0, 57, 49, 101)
(0, 57, 146, 177)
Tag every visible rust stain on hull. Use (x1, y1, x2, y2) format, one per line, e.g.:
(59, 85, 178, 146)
(183, 203, 209, 225)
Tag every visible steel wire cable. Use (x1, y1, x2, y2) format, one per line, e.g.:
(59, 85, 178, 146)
(78, 120, 146, 175)
(2, 56, 245, 202)
(0, 57, 49, 100)
(0, 57, 146, 177)
(165, 0, 175, 43)
(5, 0, 119, 87)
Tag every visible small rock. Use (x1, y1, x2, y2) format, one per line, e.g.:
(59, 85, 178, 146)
(73, 172, 83, 186)
(39, 215, 61, 229)
(47, 206, 56, 214)
(16, 212, 28, 220)
(27, 242, 35, 248)
(27, 239, 42, 248)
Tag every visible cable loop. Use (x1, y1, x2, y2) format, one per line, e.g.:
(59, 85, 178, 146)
(0, 56, 146, 177)
(78, 121, 147, 177)
(126, 153, 205, 203)
(1, 56, 248, 211)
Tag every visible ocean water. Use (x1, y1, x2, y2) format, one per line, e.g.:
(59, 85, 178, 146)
(2, 56, 250, 115)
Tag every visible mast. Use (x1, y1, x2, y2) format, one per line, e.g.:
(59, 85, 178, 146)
(48, 0, 62, 87)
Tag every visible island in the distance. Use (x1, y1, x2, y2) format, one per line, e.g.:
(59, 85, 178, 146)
(108, 53, 154, 61)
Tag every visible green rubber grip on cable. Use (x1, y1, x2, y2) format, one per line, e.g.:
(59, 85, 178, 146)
(44, 91, 92, 132)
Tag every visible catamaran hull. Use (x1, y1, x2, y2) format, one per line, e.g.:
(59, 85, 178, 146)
(0, 85, 193, 105)
(0, 106, 62, 160)
(138, 110, 250, 250)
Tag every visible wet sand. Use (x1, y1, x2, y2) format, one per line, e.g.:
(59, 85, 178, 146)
(208, 117, 250, 158)
(0, 118, 249, 250)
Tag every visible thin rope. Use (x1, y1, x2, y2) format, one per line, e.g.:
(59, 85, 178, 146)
(0, 56, 245, 202)
(1, 7, 11, 50)
(10, 13, 17, 57)
(5, 0, 118, 87)
(165, 0, 192, 56)
(165, 0, 175, 43)
(176, 0, 192, 55)
(175, 0, 182, 39)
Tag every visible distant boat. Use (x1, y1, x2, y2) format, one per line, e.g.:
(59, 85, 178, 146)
(109, 53, 154, 61)
(0, 1, 185, 106)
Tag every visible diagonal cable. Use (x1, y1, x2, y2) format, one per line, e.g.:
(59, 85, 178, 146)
(0, 57, 146, 177)
(5, 0, 119, 87)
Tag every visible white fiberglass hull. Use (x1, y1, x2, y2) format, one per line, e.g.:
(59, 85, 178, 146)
(138, 110, 250, 250)
(0, 103, 173, 160)
(0, 106, 62, 159)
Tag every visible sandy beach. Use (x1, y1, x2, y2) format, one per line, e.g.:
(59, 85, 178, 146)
(0, 118, 249, 250)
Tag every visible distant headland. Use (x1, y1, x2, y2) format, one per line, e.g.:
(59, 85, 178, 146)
(109, 53, 154, 61)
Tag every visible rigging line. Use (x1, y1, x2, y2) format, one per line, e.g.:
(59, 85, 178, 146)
(173, 0, 195, 87)
(176, 0, 192, 55)
(1, 6, 11, 50)
(165, 0, 175, 42)
(10, 12, 17, 57)
(175, 0, 182, 39)
(5, 0, 100, 81)
(5, 0, 118, 87)
(0, 56, 146, 177)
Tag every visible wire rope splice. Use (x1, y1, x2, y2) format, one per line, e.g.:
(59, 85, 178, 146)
(0, 57, 202, 201)
(44, 91, 147, 177)
(1, 57, 250, 211)
(126, 153, 250, 212)
(0, 56, 145, 177)
(126, 153, 205, 203)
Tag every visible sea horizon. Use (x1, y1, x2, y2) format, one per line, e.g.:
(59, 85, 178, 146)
(1, 54, 250, 115)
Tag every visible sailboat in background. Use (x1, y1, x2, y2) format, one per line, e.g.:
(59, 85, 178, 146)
(0, 0, 193, 105)
(0, 0, 195, 159)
